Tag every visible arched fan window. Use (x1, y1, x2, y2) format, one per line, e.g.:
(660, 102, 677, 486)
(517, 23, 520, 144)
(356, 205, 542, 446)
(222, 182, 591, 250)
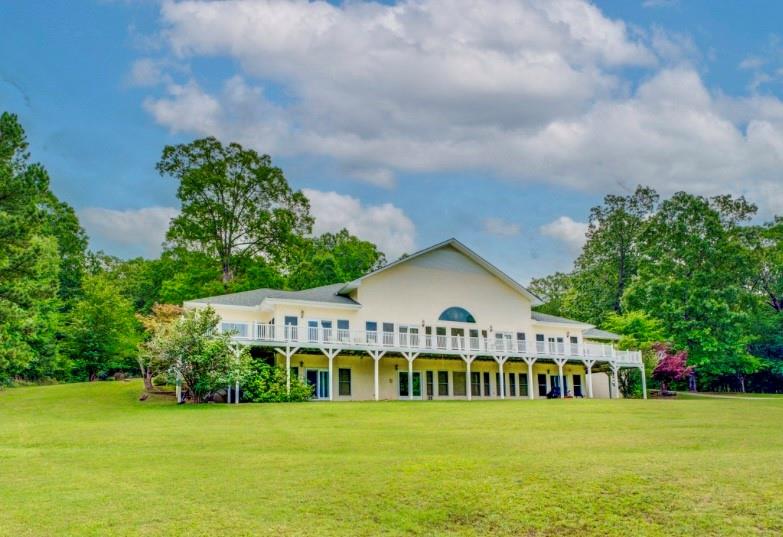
(438, 307, 476, 323)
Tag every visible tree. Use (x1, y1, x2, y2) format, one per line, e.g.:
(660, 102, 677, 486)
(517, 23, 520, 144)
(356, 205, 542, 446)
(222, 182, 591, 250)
(603, 311, 666, 397)
(43, 197, 88, 307)
(137, 303, 183, 390)
(651, 343, 693, 393)
(65, 273, 140, 381)
(0, 112, 62, 382)
(624, 192, 760, 389)
(286, 230, 386, 290)
(145, 306, 249, 403)
(528, 272, 574, 317)
(566, 186, 659, 325)
(157, 137, 312, 285)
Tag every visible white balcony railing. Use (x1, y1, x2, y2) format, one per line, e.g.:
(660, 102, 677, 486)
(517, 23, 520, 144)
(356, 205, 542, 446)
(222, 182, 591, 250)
(249, 323, 642, 364)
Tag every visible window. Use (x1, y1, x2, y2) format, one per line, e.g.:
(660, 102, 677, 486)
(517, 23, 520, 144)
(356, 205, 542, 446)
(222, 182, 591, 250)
(382, 322, 394, 345)
(221, 322, 248, 338)
(536, 333, 545, 353)
(453, 372, 466, 396)
(426, 371, 434, 398)
(284, 316, 298, 340)
(484, 372, 491, 396)
(337, 320, 349, 342)
(471, 372, 481, 396)
(509, 373, 516, 396)
(438, 371, 449, 396)
(516, 332, 526, 352)
(519, 373, 528, 396)
(572, 374, 582, 397)
(366, 321, 378, 343)
(338, 368, 351, 396)
(438, 307, 476, 323)
(570, 336, 579, 355)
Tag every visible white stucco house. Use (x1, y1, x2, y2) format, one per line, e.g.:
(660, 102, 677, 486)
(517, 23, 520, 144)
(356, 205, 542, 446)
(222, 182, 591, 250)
(184, 239, 644, 401)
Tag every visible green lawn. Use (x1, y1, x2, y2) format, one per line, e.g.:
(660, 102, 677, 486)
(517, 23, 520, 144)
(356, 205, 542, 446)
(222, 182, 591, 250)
(1, 382, 782, 536)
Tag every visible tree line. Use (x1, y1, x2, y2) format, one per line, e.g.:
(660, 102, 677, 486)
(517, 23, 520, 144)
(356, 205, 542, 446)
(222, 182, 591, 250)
(3, 110, 782, 394)
(0, 112, 385, 385)
(529, 186, 783, 393)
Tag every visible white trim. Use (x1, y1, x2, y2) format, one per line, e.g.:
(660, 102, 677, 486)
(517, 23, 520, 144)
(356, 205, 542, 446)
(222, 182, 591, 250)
(184, 301, 261, 312)
(532, 320, 592, 329)
(261, 297, 361, 310)
(338, 238, 543, 306)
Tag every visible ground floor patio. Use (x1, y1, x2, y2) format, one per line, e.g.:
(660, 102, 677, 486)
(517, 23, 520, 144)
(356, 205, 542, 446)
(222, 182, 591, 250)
(271, 352, 619, 401)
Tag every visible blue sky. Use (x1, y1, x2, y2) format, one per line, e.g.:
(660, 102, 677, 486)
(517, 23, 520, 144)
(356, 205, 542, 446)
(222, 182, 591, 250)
(3, 0, 783, 284)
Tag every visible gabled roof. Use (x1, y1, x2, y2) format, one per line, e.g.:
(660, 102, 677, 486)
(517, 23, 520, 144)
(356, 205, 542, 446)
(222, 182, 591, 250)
(338, 238, 543, 306)
(185, 283, 358, 308)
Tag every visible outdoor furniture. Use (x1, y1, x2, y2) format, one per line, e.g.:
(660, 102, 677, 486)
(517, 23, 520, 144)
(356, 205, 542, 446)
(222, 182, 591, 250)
(547, 387, 561, 399)
(574, 386, 584, 398)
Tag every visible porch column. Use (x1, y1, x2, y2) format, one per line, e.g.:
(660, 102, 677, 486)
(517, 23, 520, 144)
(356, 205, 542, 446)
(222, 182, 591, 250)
(609, 363, 619, 399)
(524, 357, 536, 400)
(582, 359, 595, 399)
(275, 346, 300, 395)
(320, 348, 339, 401)
(402, 352, 419, 401)
(461, 354, 476, 401)
(235, 380, 240, 405)
(640, 364, 647, 400)
(554, 358, 567, 399)
(493, 355, 508, 399)
(175, 372, 182, 403)
(368, 350, 386, 401)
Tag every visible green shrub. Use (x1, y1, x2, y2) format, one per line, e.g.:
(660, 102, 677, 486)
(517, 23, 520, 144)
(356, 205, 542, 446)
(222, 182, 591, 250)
(152, 374, 169, 387)
(242, 361, 313, 403)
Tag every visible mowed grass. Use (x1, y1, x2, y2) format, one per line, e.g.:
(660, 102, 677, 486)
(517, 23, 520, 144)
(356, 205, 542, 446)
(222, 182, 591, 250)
(1, 382, 783, 537)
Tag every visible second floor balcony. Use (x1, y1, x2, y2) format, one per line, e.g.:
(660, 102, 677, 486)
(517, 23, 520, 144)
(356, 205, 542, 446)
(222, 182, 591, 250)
(227, 322, 642, 365)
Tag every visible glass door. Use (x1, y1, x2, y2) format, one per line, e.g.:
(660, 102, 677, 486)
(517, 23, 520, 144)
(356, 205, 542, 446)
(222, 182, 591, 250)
(399, 371, 422, 398)
(306, 369, 330, 399)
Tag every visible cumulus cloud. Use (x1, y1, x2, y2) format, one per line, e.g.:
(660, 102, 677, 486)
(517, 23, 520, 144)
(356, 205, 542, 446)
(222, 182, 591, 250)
(138, 0, 783, 216)
(80, 206, 179, 258)
(540, 216, 588, 253)
(482, 217, 521, 237)
(303, 189, 415, 258)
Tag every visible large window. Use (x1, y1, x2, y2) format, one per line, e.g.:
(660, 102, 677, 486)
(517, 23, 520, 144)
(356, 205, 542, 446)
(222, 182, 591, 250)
(338, 368, 351, 396)
(519, 373, 528, 397)
(438, 371, 449, 396)
(221, 322, 248, 338)
(471, 372, 481, 396)
(509, 373, 516, 396)
(483, 372, 491, 396)
(438, 307, 476, 323)
(453, 372, 466, 396)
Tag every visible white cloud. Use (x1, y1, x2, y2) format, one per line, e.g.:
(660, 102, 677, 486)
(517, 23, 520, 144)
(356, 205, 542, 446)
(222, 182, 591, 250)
(138, 0, 783, 216)
(80, 206, 179, 258)
(302, 189, 415, 258)
(540, 216, 588, 253)
(482, 217, 520, 237)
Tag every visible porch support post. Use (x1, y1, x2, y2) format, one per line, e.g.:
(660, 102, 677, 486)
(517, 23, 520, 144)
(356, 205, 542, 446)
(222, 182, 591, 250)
(368, 350, 386, 401)
(275, 346, 300, 395)
(523, 357, 536, 400)
(320, 348, 339, 401)
(402, 352, 419, 400)
(175, 372, 182, 403)
(609, 363, 619, 399)
(582, 359, 596, 399)
(554, 358, 567, 399)
(640, 363, 647, 400)
(493, 355, 509, 399)
(235, 380, 240, 404)
(461, 354, 476, 401)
